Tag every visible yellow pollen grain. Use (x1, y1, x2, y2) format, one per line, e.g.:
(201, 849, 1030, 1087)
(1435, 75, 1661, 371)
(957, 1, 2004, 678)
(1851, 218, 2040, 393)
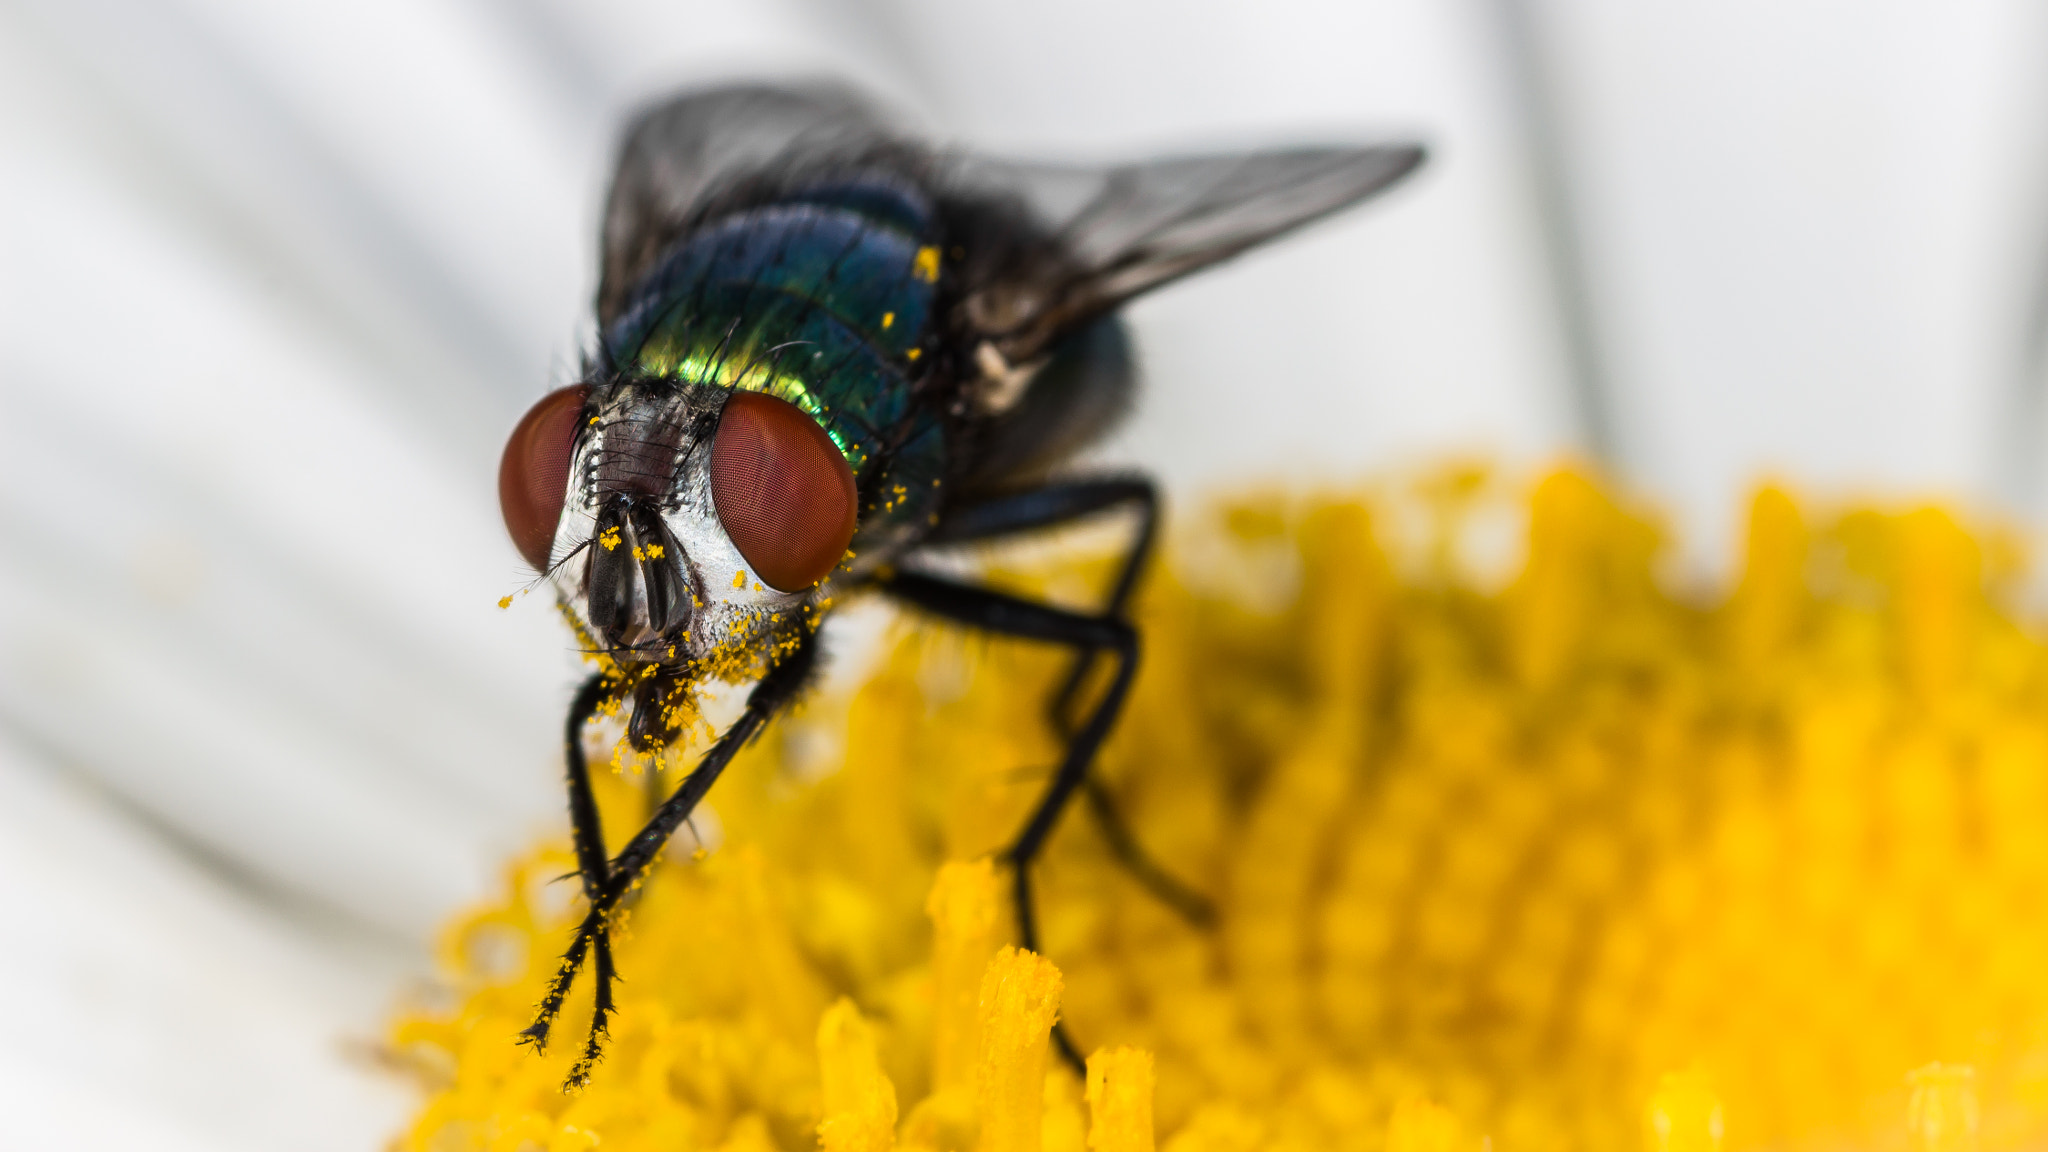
(496, 594, 513, 610)
(598, 526, 621, 551)
(732, 569, 747, 590)
(882, 311, 895, 330)
(913, 246, 940, 282)
(906, 348, 922, 362)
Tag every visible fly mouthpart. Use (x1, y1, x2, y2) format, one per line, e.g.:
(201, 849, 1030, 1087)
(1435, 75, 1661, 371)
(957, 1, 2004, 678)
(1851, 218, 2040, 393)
(584, 497, 692, 651)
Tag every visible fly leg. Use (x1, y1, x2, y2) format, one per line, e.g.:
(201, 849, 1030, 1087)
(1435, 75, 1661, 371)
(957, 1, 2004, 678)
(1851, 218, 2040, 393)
(543, 672, 622, 1073)
(924, 477, 1212, 925)
(522, 639, 818, 1089)
(880, 569, 1139, 1074)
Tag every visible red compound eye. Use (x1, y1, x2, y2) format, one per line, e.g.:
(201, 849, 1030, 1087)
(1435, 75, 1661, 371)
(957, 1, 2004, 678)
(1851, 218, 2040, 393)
(711, 391, 858, 592)
(498, 385, 589, 569)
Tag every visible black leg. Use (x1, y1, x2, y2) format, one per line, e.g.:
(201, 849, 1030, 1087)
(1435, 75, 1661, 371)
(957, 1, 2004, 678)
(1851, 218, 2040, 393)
(521, 638, 818, 1089)
(525, 670, 615, 1074)
(928, 479, 1157, 716)
(581, 925, 618, 1080)
(881, 569, 1140, 1073)
(928, 475, 1157, 555)
(1083, 778, 1214, 927)
(562, 672, 615, 898)
(554, 671, 623, 1081)
(922, 478, 1212, 925)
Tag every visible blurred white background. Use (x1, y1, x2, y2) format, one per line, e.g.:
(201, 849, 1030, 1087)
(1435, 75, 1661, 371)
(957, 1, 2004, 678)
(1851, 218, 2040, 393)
(4, 1, 2047, 1147)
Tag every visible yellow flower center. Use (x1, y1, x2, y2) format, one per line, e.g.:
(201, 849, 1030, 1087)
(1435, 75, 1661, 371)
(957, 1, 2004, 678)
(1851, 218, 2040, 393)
(391, 466, 2045, 1152)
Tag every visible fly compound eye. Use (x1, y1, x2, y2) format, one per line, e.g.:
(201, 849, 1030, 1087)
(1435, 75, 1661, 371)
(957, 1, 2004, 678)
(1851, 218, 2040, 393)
(498, 384, 590, 569)
(710, 391, 858, 592)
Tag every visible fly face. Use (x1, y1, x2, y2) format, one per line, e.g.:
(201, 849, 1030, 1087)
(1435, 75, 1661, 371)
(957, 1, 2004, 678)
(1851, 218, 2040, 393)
(500, 375, 858, 692)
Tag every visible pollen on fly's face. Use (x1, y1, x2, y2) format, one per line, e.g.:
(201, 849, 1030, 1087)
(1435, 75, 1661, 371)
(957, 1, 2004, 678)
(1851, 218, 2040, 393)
(493, 80, 1425, 1088)
(564, 383, 709, 654)
(502, 375, 844, 754)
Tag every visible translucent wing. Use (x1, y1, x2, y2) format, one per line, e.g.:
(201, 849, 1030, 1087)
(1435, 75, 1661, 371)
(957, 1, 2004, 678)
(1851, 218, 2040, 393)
(963, 144, 1427, 361)
(597, 83, 902, 328)
(952, 143, 1426, 491)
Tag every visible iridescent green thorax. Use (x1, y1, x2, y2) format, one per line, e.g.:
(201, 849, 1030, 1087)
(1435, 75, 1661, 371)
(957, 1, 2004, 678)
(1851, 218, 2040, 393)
(602, 180, 949, 556)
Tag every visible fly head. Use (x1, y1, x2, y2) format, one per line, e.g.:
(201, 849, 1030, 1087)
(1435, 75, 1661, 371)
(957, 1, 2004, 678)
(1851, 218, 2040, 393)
(500, 374, 857, 721)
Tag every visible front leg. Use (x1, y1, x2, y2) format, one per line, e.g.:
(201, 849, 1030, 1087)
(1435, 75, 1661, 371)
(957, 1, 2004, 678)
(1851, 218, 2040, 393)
(550, 671, 622, 1073)
(521, 638, 818, 1090)
(880, 569, 1139, 1072)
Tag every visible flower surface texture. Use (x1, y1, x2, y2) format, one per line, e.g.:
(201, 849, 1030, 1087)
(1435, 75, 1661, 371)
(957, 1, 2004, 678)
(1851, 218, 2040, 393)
(393, 467, 2048, 1152)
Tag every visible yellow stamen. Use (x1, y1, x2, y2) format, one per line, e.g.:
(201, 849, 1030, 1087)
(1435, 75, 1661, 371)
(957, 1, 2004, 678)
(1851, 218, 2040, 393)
(975, 947, 1063, 1152)
(817, 998, 899, 1152)
(928, 858, 999, 1094)
(392, 467, 2048, 1152)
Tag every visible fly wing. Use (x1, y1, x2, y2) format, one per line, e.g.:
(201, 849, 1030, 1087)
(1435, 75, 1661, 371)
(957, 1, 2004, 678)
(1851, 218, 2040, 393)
(964, 144, 1426, 361)
(947, 143, 1424, 492)
(597, 83, 902, 328)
